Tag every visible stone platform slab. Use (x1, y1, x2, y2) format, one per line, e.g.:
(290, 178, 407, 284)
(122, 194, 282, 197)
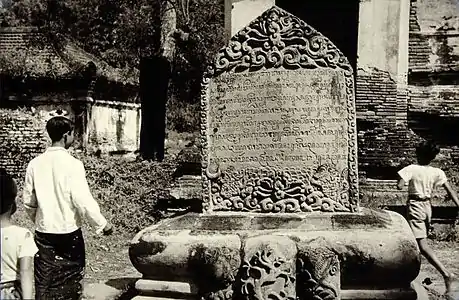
(129, 208, 425, 299)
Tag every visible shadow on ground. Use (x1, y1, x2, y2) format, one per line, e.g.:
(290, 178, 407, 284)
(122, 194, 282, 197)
(83, 277, 139, 300)
(106, 278, 139, 300)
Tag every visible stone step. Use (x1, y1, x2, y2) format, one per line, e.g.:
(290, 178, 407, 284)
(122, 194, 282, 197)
(82, 282, 126, 300)
(134, 279, 196, 299)
(135, 279, 196, 296)
(132, 280, 431, 300)
(341, 289, 418, 299)
(132, 297, 189, 300)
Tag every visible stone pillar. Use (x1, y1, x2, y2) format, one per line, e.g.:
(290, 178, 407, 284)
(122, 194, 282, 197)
(357, 0, 411, 126)
(357, 0, 408, 78)
(355, 0, 412, 175)
(224, 0, 275, 39)
(396, 0, 410, 126)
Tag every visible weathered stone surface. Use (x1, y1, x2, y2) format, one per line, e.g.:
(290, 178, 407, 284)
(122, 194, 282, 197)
(167, 175, 202, 200)
(200, 5, 358, 214)
(130, 209, 420, 294)
(132, 296, 190, 300)
(0, 109, 47, 177)
(174, 146, 201, 177)
(129, 221, 241, 285)
(240, 235, 296, 299)
(297, 237, 341, 300)
(340, 289, 418, 300)
(82, 282, 126, 300)
(135, 279, 196, 295)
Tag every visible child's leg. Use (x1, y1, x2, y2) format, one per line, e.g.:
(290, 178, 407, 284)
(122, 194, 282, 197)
(417, 238, 455, 292)
(408, 201, 455, 293)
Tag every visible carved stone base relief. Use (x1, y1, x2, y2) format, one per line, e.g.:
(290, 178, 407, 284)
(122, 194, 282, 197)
(297, 238, 341, 300)
(240, 236, 297, 300)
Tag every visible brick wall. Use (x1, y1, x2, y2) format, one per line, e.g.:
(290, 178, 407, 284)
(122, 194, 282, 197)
(408, 1, 430, 72)
(356, 0, 459, 181)
(0, 109, 47, 178)
(355, 67, 417, 179)
(407, 0, 459, 168)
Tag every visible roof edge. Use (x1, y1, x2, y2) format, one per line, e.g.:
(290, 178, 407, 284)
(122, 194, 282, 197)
(0, 26, 39, 33)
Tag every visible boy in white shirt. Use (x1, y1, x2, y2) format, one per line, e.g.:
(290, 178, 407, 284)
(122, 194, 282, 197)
(23, 116, 113, 300)
(1, 168, 38, 299)
(397, 141, 459, 296)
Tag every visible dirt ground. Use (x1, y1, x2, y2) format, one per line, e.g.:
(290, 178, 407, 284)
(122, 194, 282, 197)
(417, 240, 459, 299)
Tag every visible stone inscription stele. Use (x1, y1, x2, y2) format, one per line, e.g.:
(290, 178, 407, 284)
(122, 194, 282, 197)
(209, 69, 347, 170)
(200, 6, 359, 214)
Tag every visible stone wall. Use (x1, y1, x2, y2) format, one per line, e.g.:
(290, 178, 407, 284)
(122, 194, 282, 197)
(0, 108, 47, 178)
(0, 98, 141, 178)
(87, 99, 141, 153)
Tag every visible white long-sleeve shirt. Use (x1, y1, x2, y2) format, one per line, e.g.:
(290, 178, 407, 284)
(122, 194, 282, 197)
(23, 147, 107, 234)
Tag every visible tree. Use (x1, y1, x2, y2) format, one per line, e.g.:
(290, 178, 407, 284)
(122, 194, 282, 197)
(1, 0, 225, 143)
(1, 0, 161, 68)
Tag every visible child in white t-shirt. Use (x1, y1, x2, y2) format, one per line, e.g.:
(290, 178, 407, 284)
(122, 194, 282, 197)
(397, 141, 459, 296)
(1, 168, 38, 299)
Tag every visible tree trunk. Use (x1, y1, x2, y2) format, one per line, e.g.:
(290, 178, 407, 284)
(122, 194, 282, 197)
(160, 0, 178, 61)
(139, 0, 177, 161)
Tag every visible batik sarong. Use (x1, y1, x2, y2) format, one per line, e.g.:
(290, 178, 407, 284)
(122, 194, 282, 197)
(0, 281, 22, 299)
(34, 229, 85, 300)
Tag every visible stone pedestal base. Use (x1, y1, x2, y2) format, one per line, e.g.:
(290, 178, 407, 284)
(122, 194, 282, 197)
(131, 280, 428, 300)
(129, 208, 426, 299)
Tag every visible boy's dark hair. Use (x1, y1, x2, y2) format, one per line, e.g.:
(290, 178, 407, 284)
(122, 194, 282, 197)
(46, 116, 73, 142)
(416, 141, 440, 165)
(0, 168, 17, 215)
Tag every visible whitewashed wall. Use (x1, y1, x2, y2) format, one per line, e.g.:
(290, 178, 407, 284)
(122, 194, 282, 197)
(86, 99, 141, 153)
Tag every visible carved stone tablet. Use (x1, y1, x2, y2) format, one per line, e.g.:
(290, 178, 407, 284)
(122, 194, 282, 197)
(200, 6, 359, 213)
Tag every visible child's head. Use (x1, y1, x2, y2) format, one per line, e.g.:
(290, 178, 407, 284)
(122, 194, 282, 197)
(0, 168, 18, 216)
(46, 116, 74, 148)
(415, 141, 440, 165)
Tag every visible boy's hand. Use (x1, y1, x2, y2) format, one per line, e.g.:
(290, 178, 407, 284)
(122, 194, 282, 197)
(103, 223, 114, 235)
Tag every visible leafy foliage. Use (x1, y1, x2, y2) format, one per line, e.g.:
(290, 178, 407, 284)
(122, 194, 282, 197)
(1, 0, 161, 69)
(74, 153, 177, 233)
(1, 0, 224, 72)
(1, 0, 225, 131)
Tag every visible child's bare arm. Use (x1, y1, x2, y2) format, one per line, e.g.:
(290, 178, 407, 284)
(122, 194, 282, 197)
(397, 178, 406, 190)
(19, 256, 34, 299)
(23, 164, 37, 221)
(443, 182, 459, 207)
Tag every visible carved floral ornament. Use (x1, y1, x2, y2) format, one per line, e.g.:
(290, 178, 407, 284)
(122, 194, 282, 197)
(200, 6, 359, 213)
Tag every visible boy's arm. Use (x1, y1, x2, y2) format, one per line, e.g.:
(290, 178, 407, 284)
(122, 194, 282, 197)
(18, 231, 38, 300)
(70, 161, 110, 234)
(23, 164, 37, 221)
(397, 165, 412, 190)
(443, 182, 459, 207)
(19, 256, 34, 299)
(397, 177, 406, 190)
